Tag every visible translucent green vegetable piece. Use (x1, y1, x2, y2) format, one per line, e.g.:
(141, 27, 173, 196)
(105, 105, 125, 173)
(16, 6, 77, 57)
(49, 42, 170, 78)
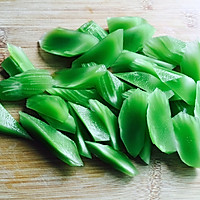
(20, 112, 83, 167)
(115, 71, 172, 94)
(53, 64, 106, 89)
(111, 50, 175, 73)
(27, 95, 69, 123)
(1, 44, 35, 76)
(194, 81, 200, 118)
(86, 141, 138, 177)
(154, 65, 196, 105)
(89, 99, 122, 150)
(39, 113, 76, 134)
(39, 28, 99, 57)
(72, 29, 123, 68)
(119, 89, 148, 157)
(173, 112, 200, 167)
(143, 36, 186, 65)
(0, 69, 53, 101)
(69, 104, 92, 159)
(180, 41, 200, 82)
(122, 89, 137, 99)
(96, 71, 127, 109)
(78, 20, 108, 40)
(124, 24, 155, 52)
(47, 88, 102, 108)
(139, 129, 151, 165)
(170, 100, 194, 117)
(107, 16, 147, 32)
(0, 103, 31, 139)
(1, 57, 20, 77)
(147, 88, 176, 154)
(69, 102, 110, 142)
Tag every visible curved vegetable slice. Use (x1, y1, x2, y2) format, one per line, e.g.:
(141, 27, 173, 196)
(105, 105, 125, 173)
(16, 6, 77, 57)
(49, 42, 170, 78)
(96, 71, 127, 109)
(124, 24, 155, 52)
(27, 95, 69, 123)
(72, 29, 123, 68)
(173, 112, 200, 167)
(194, 81, 200, 118)
(111, 50, 175, 73)
(89, 99, 122, 150)
(119, 89, 148, 157)
(52, 64, 106, 89)
(39, 28, 99, 57)
(0, 103, 31, 139)
(78, 20, 108, 40)
(1, 44, 35, 76)
(69, 102, 110, 142)
(86, 141, 138, 176)
(0, 69, 53, 101)
(19, 112, 83, 167)
(180, 41, 200, 82)
(107, 16, 147, 32)
(143, 36, 186, 65)
(47, 88, 102, 108)
(147, 88, 176, 154)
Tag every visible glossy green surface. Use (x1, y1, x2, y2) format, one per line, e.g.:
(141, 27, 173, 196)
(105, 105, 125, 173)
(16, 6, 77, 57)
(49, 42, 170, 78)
(180, 41, 200, 82)
(143, 36, 186, 65)
(72, 29, 123, 68)
(119, 89, 148, 157)
(53, 64, 106, 89)
(89, 99, 122, 150)
(0, 69, 53, 101)
(147, 89, 176, 154)
(39, 28, 99, 57)
(78, 20, 108, 40)
(0, 103, 30, 139)
(69, 102, 110, 142)
(86, 141, 138, 176)
(173, 112, 200, 167)
(194, 81, 200, 118)
(20, 112, 83, 167)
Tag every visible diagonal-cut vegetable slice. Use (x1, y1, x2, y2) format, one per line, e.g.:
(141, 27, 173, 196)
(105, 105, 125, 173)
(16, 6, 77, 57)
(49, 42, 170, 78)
(143, 36, 186, 65)
(39, 28, 99, 57)
(147, 88, 176, 154)
(0, 103, 31, 139)
(119, 89, 148, 157)
(20, 112, 83, 167)
(173, 112, 200, 167)
(0, 69, 53, 101)
(89, 99, 122, 150)
(72, 29, 123, 68)
(86, 141, 138, 176)
(69, 102, 110, 142)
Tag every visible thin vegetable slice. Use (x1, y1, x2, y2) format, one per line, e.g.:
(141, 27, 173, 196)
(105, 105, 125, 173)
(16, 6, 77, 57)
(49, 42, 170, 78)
(111, 50, 175, 73)
(96, 71, 128, 109)
(0, 103, 31, 139)
(86, 141, 138, 176)
(52, 64, 106, 89)
(194, 81, 200, 118)
(72, 29, 123, 68)
(119, 89, 148, 157)
(20, 112, 83, 166)
(78, 20, 108, 40)
(69, 102, 110, 142)
(143, 36, 186, 65)
(0, 69, 53, 101)
(47, 88, 102, 108)
(180, 41, 200, 82)
(1, 44, 35, 76)
(147, 88, 176, 154)
(39, 28, 99, 57)
(107, 16, 147, 32)
(89, 99, 122, 150)
(173, 112, 200, 167)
